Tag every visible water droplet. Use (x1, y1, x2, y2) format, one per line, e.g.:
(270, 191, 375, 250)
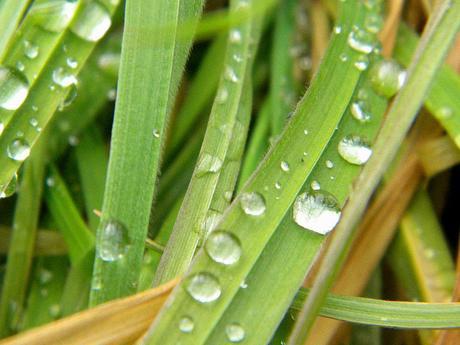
(38, 268, 53, 284)
(224, 190, 233, 202)
(179, 316, 194, 333)
(29, 117, 39, 128)
(7, 138, 31, 161)
(185, 272, 221, 303)
(225, 66, 238, 82)
(230, 29, 242, 43)
(311, 180, 321, 190)
(0, 173, 17, 198)
(70, 2, 112, 42)
(202, 209, 222, 234)
(364, 14, 383, 34)
(226, 323, 245, 343)
(338, 135, 372, 165)
(350, 101, 371, 122)
(152, 128, 160, 138)
(58, 83, 78, 110)
(49, 304, 61, 318)
(68, 135, 79, 146)
(233, 53, 244, 63)
(98, 219, 130, 262)
(98, 52, 120, 77)
(293, 191, 342, 235)
(333, 25, 342, 34)
(33, 0, 78, 32)
(16, 61, 25, 72)
(196, 153, 223, 177)
(275, 182, 281, 190)
(347, 28, 375, 54)
(354, 54, 369, 71)
(240, 192, 266, 216)
(369, 59, 406, 98)
(216, 88, 228, 104)
(303, 129, 309, 135)
(0, 66, 29, 110)
(339, 53, 348, 62)
(436, 106, 453, 119)
(66, 57, 78, 69)
(240, 280, 248, 288)
(280, 161, 290, 172)
(205, 231, 241, 265)
(23, 40, 39, 59)
(52, 67, 77, 87)
(46, 177, 55, 187)
(107, 88, 116, 100)
(325, 160, 334, 169)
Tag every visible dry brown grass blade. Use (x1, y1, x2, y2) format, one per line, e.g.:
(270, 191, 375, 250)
(310, 0, 330, 73)
(0, 280, 178, 345)
(417, 136, 460, 177)
(0, 227, 67, 256)
(380, 0, 405, 57)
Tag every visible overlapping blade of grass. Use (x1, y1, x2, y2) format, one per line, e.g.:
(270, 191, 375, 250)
(0, 227, 67, 256)
(0, 139, 47, 337)
(153, 0, 263, 285)
(142, 1, 371, 343)
(394, 24, 460, 147)
(289, 2, 460, 343)
(90, 0, 205, 305)
(205, 74, 387, 345)
(0, 0, 31, 56)
(0, 0, 120, 195)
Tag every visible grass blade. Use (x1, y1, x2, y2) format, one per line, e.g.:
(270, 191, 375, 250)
(0, 0, 30, 57)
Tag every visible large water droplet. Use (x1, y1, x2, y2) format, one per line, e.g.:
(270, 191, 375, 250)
(179, 316, 194, 333)
(311, 180, 321, 191)
(196, 153, 223, 177)
(293, 191, 342, 235)
(0, 174, 18, 199)
(70, 2, 112, 42)
(240, 192, 266, 216)
(98, 219, 129, 262)
(0, 66, 29, 110)
(226, 323, 245, 343)
(325, 160, 334, 169)
(369, 59, 406, 98)
(205, 231, 241, 265)
(7, 138, 31, 161)
(32, 0, 78, 32)
(185, 272, 221, 303)
(350, 101, 371, 122)
(338, 135, 372, 165)
(23, 40, 39, 59)
(52, 67, 77, 87)
(347, 28, 375, 54)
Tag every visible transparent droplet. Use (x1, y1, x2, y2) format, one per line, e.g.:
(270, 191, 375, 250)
(98, 219, 130, 262)
(240, 192, 266, 216)
(333, 25, 342, 34)
(339, 53, 348, 62)
(70, 2, 112, 42)
(58, 83, 78, 110)
(52, 67, 77, 87)
(275, 182, 281, 190)
(325, 160, 334, 169)
(293, 191, 342, 235)
(68, 135, 79, 146)
(229, 29, 242, 43)
(202, 209, 222, 234)
(66, 57, 78, 69)
(98, 52, 120, 77)
(24, 40, 39, 59)
(216, 88, 229, 104)
(226, 323, 245, 343)
(185, 272, 221, 303)
(350, 101, 371, 122)
(240, 280, 248, 289)
(224, 190, 233, 202)
(303, 129, 309, 135)
(7, 138, 31, 161)
(38, 268, 53, 284)
(16, 61, 25, 72)
(0, 66, 29, 110)
(347, 28, 375, 54)
(354, 55, 369, 71)
(225, 66, 238, 83)
(196, 153, 223, 177)
(152, 128, 160, 138)
(46, 177, 55, 187)
(179, 316, 194, 333)
(32, 0, 78, 32)
(369, 59, 406, 98)
(205, 231, 241, 265)
(364, 14, 383, 34)
(48, 304, 61, 318)
(338, 135, 372, 165)
(311, 180, 321, 191)
(0, 173, 18, 199)
(280, 161, 290, 172)
(107, 88, 116, 101)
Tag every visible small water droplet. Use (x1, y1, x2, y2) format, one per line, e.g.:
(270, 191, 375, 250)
(293, 191, 342, 235)
(202, 209, 222, 234)
(68, 135, 79, 146)
(98, 219, 130, 262)
(240, 192, 266, 216)
(24, 40, 39, 59)
(338, 135, 372, 165)
(350, 101, 371, 122)
(280, 161, 290, 172)
(185, 272, 221, 303)
(354, 54, 369, 71)
(66, 57, 78, 69)
(46, 177, 55, 187)
(152, 128, 160, 138)
(52, 67, 77, 87)
(347, 28, 375, 54)
(240, 280, 248, 289)
(226, 323, 245, 343)
(225, 66, 239, 82)
(224, 190, 233, 202)
(38, 268, 53, 284)
(98, 52, 120, 77)
(179, 316, 194, 333)
(216, 88, 228, 104)
(230, 29, 242, 43)
(107, 88, 116, 100)
(325, 160, 334, 169)
(70, 2, 112, 42)
(311, 180, 321, 190)
(364, 14, 383, 34)
(369, 59, 406, 98)
(0, 173, 18, 199)
(48, 304, 61, 318)
(0, 66, 29, 110)
(196, 153, 223, 177)
(205, 231, 241, 265)
(7, 138, 31, 161)
(33, 0, 78, 32)
(233, 53, 244, 63)
(303, 129, 309, 135)
(333, 25, 342, 34)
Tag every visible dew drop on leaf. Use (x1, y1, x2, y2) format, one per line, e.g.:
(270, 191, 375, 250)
(240, 192, 266, 216)
(0, 173, 18, 199)
(179, 316, 194, 333)
(369, 59, 406, 98)
(7, 138, 31, 161)
(185, 272, 221, 303)
(347, 28, 375, 54)
(70, 2, 112, 42)
(98, 219, 130, 262)
(226, 323, 245, 343)
(0, 66, 29, 110)
(33, 0, 78, 32)
(205, 231, 241, 265)
(350, 101, 371, 122)
(338, 135, 372, 165)
(196, 153, 223, 177)
(24, 40, 39, 59)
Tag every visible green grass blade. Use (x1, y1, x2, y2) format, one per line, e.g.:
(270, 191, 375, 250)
(142, 1, 370, 343)
(292, 290, 460, 329)
(0, 142, 46, 337)
(288, 2, 460, 343)
(394, 24, 460, 148)
(0, 0, 31, 57)
(90, 0, 205, 305)
(153, 0, 262, 285)
(44, 165, 94, 265)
